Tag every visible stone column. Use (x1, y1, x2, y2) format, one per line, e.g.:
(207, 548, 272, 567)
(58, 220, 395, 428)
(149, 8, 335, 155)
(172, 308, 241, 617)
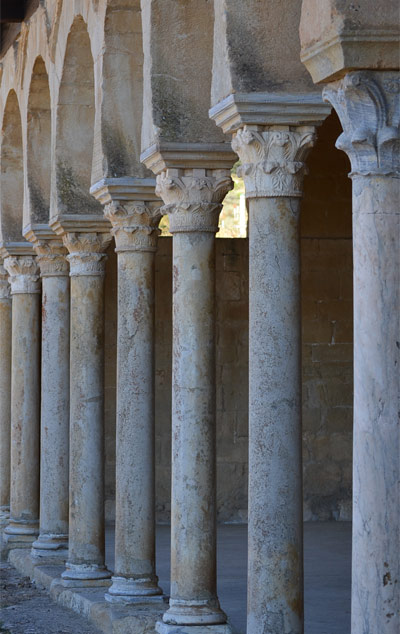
(60, 231, 112, 586)
(231, 125, 317, 634)
(29, 238, 70, 560)
(0, 262, 12, 526)
(99, 196, 163, 602)
(154, 168, 232, 633)
(3, 255, 41, 547)
(323, 71, 399, 634)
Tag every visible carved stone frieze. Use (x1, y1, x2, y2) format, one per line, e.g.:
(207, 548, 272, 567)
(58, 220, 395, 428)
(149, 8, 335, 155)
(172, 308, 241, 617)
(33, 239, 69, 278)
(62, 232, 112, 277)
(231, 125, 316, 198)
(0, 262, 11, 300)
(155, 169, 232, 233)
(4, 256, 41, 294)
(104, 201, 161, 252)
(323, 71, 400, 177)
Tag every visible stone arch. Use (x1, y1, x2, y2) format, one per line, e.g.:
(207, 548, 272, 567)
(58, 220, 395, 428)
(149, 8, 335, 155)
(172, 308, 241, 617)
(26, 57, 52, 225)
(92, 0, 146, 182)
(54, 15, 101, 215)
(0, 90, 24, 246)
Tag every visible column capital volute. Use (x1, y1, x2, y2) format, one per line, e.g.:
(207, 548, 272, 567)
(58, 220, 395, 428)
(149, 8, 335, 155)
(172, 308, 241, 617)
(323, 70, 400, 178)
(49, 216, 112, 277)
(231, 125, 317, 198)
(62, 232, 113, 277)
(90, 177, 162, 252)
(155, 168, 233, 233)
(140, 143, 235, 234)
(23, 224, 69, 278)
(0, 260, 11, 300)
(3, 255, 41, 295)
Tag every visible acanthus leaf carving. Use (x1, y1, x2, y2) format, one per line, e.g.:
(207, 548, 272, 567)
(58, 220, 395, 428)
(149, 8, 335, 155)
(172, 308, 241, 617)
(4, 256, 41, 294)
(33, 239, 69, 277)
(155, 169, 233, 233)
(62, 232, 112, 277)
(323, 71, 400, 177)
(231, 126, 316, 198)
(104, 201, 162, 252)
(0, 262, 11, 300)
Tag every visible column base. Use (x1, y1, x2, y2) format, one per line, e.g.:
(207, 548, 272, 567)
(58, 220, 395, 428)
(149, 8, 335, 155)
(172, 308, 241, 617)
(3, 519, 39, 548)
(162, 598, 228, 626)
(61, 562, 112, 587)
(31, 533, 68, 562)
(105, 575, 164, 604)
(156, 624, 233, 634)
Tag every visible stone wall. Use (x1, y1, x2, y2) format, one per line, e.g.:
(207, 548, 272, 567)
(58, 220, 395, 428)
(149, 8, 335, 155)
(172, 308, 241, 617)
(301, 112, 353, 521)
(103, 112, 354, 524)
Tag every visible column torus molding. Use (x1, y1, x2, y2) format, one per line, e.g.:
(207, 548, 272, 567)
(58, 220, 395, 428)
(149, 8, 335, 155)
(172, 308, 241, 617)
(155, 168, 232, 231)
(231, 125, 317, 199)
(322, 70, 400, 178)
(4, 256, 41, 295)
(104, 201, 161, 252)
(62, 232, 112, 276)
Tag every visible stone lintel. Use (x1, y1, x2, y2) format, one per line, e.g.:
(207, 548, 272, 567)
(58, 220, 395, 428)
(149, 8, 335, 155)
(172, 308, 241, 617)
(22, 223, 59, 245)
(300, 30, 400, 84)
(49, 214, 112, 237)
(90, 177, 160, 206)
(0, 241, 35, 259)
(209, 92, 331, 134)
(140, 142, 236, 176)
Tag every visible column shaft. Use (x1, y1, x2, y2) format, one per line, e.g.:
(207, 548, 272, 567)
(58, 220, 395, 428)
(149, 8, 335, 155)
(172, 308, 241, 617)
(230, 124, 317, 634)
(351, 175, 399, 633)
(247, 196, 302, 634)
(4, 256, 41, 546)
(154, 167, 233, 633)
(61, 233, 111, 586)
(0, 265, 11, 524)
(323, 71, 400, 634)
(109, 248, 161, 600)
(32, 251, 70, 558)
(171, 231, 217, 605)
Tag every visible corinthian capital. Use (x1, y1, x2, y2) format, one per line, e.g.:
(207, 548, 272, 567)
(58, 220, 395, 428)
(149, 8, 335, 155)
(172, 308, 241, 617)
(323, 71, 400, 177)
(0, 262, 10, 299)
(231, 126, 316, 198)
(155, 168, 232, 233)
(33, 239, 69, 278)
(104, 201, 161, 252)
(4, 256, 41, 294)
(63, 232, 112, 277)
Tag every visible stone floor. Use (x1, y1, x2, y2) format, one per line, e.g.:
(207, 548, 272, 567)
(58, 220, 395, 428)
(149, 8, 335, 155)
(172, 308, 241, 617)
(1, 522, 351, 634)
(106, 521, 352, 634)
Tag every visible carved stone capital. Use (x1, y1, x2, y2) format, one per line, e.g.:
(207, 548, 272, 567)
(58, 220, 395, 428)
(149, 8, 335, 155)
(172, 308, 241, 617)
(231, 125, 317, 198)
(323, 71, 400, 178)
(155, 168, 232, 233)
(104, 201, 161, 253)
(4, 256, 41, 294)
(33, 239, 69, 278)
(0, 262, 11, 299)
(62, 232, 112, 277)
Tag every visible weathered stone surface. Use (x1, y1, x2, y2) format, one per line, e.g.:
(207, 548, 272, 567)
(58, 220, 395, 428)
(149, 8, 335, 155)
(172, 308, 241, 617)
(300, 0, 400, 83)
(0, 262, 11, 526)
(60, 231, 112, 586)
(3, 256, 41, 548)
(28, 237, 70, 561)
(154, 169, 232, 629)
(93, 178, 163, 602)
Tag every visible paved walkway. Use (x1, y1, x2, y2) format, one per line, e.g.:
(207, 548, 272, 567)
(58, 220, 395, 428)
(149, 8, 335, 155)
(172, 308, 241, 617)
(106, 521, 352, 634)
